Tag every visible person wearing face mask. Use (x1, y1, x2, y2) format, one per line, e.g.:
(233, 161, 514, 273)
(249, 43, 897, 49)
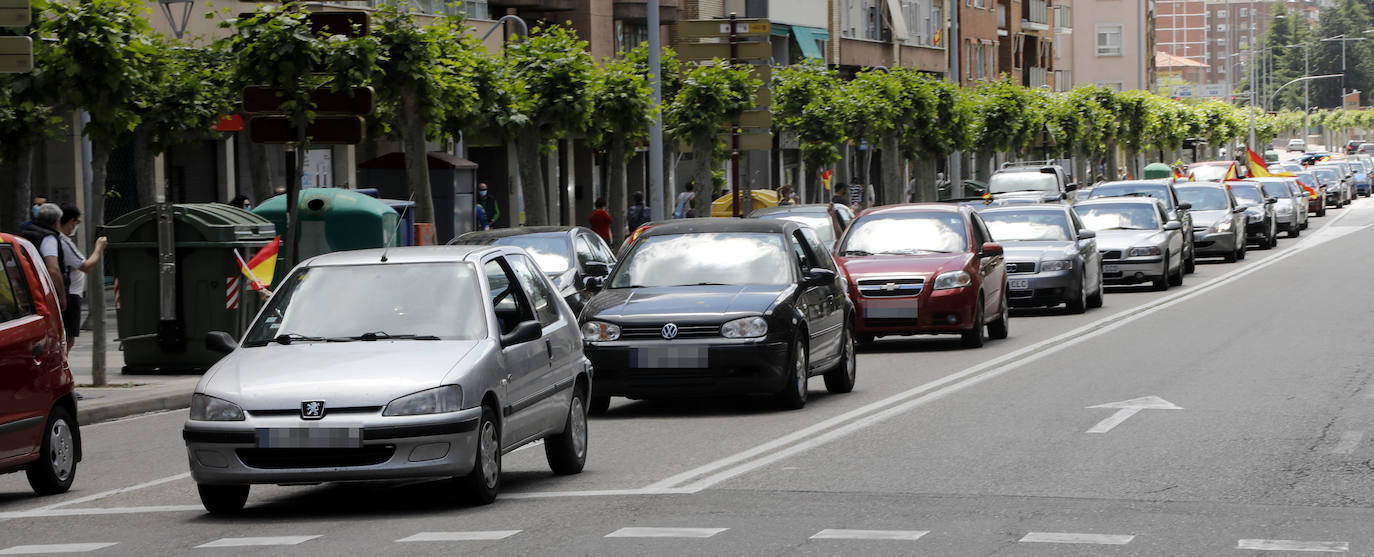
(57, 205, 107, 352)
(478, 183, 501, 228)
(20, 194, 47, 231)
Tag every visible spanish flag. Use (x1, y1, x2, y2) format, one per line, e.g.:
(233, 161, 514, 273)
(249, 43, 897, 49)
(1224, 162, 1238, 180)
(1245, 147, 1271, 178)
(1296, 178, 1318, 200)
(821, 169, 833, 192)
(238, 236, 279, 291)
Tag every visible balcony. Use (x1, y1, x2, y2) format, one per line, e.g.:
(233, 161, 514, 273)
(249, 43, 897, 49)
(487, 0, 576, 10)
(1053, 5, 1072, 34)
(997, 3, 1009, 36)
(1022, 0, 1050, 32)
(612, 0, 680, 23)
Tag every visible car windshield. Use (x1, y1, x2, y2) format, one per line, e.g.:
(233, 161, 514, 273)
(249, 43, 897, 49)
(757, 213, 836, 246)
(1087, 183, 1174, 210)
(610, 232, 791, 288)
(1230, 185, 1264, 205)
(490, 235, 573, 274)
(1176, 187, 1229, 211)
(1260, 182, 1290, 198)
(243, 263, 487, 344)
(982, 210, 1073, 242)
(988, 171, 1058, 194)
(1076, 204, 1161, 230)
(1189, 165, 1231, 182)
(1313, 167, 1341, 182)
(839, 212, 969, 255)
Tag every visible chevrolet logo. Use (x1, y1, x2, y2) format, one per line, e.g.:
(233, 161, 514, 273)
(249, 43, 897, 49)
(881, 282, 900, 291)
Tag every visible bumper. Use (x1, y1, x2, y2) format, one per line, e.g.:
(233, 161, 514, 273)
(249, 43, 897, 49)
(1006, 270, 1078, 307)
(1191, 231, 1237, 256)
(586, 338, 790, 397)
(1244, 220, 1269, 240)
(1101, 258, 1164, 284)
(853, 286, 978, 336)
(183, 408, 481, 485)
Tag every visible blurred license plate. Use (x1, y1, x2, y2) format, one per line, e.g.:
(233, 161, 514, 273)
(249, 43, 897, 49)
(1008, 279, 1029, 290)
(864, 299, 917, 319)
(1103, 265, 1120, 273)
(256, 427, 362, 449)
(634, 346, 708, 369)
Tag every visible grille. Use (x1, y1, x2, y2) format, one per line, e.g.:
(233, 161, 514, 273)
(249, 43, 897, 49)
(1005, 261, 1037, 274)
(246, 406, 382, 418)
(622, 368, 717, 387)
(857, 277, 924, 298)
(237, 446, 395, 469)
(1100, 250, 1123, 260)
(620, 324, 719, 340)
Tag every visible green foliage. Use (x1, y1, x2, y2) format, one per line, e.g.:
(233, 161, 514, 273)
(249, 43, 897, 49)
(587, 56, 654, 158)
(969, 76, 1044, 155)
(665, 60, 759, 146)
(0, 0, 61, 161)
(502, 25, 596, 137)
(40, 0, 156, 148)
(771, 63, 844, 171)
(134, 40, 236, 151)
(625, 42, 684, 108)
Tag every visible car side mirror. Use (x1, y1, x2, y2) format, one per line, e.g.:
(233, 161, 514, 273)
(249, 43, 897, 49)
(1164, 221, 1183, 231)
(1077, 229, 1096, 240)
(979, 242, 1003, 257)
(206, 331, 237, 354)
(501, 320, 542, 348)
(1265, 197, 1278, 204)
(583, 276, 605, 293)
(1178, 202, 1192, 211)
(802, 267, 836, 287)
(584, 262, 610, 277)
(1233, 206, 1248, 213)
(1065, 182, 1078, 191)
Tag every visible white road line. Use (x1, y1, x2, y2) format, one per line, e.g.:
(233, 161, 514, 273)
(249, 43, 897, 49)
(1019, 532, 1134, 545)
(605, 527, 728, 539)
(83, 409, 181, 429)
(34, 473, 191, 511)
(0, 505, 203, 520)
(502, 488, 693, 499)
(195, 536, 320, 548)
(1332, 431, 1364, 455)
(396, 531, 522, 542)
(652, 215, 1374, 493)
(1236, 539, 1348, 552)
(0, 543, 118, 554)
(810, 529, 929, 541)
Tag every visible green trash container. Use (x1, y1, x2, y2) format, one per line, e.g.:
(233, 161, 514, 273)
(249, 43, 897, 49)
(103, 204, 276, 373)
(1142, 162, 1174, 180)
(252, 188, 399, 261)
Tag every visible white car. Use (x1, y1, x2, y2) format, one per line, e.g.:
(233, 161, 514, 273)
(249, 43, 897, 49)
(1287, 139, 1306, 152)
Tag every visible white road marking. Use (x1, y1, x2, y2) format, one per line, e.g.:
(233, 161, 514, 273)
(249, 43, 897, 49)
(1085, 396, 1183, 434)
(396, 531, 521, 542)
(650, 216, 1374, 492)
(502, 488, 693, 499)
(605, 527, 727, 538)
(83, 409, 181, 428)
(1019, 532, 1134, 545)
(0, 505, 203, 520)
(1332, 431, 1364, 455)
(810, 529, 929, 541)
(1236, 539, 1348, 552)
(0, 543, 118, 554)
(33, 473, 191, 511)
(195, 536, 320, 548)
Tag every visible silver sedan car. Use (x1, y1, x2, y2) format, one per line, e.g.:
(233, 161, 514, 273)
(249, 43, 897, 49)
(184, 246, 591, 513)
(1074, 198, 1185, 291)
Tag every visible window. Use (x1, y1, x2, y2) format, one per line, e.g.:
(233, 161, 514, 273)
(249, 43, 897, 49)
(1215, 9, 1227, 17)
(1215, 24, 1227, 32)
(1096, 81, 1125, 91)
(507, 254, 561, 327)
(1096, 24, 1123, 56)
(485, 258, 534, 335)
(0, 245, 35, 323)
(574, 236, 598, 267)
(1239, 7, 1247, 16)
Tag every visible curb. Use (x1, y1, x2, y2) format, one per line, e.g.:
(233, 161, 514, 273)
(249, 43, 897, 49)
(77, 389, 194, 425)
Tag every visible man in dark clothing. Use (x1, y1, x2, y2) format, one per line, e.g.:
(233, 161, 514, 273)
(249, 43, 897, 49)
(479, 183, 501, 227)
(20, 194, 47, 230)
(18, 203, 69, 313)
(627, 191, 650, 233)
(589, 198, 613, 244)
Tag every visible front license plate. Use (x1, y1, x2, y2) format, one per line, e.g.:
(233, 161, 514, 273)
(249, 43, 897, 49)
(864, 299, 917, 319)
(256, 427, 362, 449)
(1103, 265, 1120, 273)
(634, 346, 709, 369)
(1008, 279, 1029, 290)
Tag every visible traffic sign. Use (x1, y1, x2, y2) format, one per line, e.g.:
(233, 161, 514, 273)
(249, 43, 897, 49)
(243, 86, 375, 115)
(1170, 85, 1196, 99)
(678, 19, 771, 38)
(249, 115, 365, 144)
(0, 36, 31, 73)
(676, 41, 772, 61)
(735, 109, 770, 130)
(0, 0, 29, 27)
(1198, 84, 1226, 98)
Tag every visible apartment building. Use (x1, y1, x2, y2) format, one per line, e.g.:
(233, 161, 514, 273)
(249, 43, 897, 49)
(995, 0, 1059, 88)
(1157, 0, 1207, 67)
(1201, 0, 1273, 87)
(1072, 0, 1155, 90)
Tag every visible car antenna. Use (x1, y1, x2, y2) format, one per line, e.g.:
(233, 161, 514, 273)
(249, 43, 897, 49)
(380, 190, 417, 263)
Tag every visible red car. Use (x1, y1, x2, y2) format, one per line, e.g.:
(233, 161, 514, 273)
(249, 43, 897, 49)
(0, 233, 81, 495)
(834, 204, 1010, 348)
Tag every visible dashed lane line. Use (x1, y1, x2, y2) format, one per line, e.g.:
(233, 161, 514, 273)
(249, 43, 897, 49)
(605, 527, 728, 539)
(31, 473, 191, 511)
(396, 531, 522, 542)
(1332, 431, 1365, 455)
(195, 536, 320, 548)
(1236, 539, 1349, 552)
(0, 543, 118, 554)
(1019, 532, 1134, 545)
(810, 529, 929, 541)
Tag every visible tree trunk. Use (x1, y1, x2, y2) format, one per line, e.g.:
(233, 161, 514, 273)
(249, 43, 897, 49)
(132, 127, 157, 205)
(861, 146, 874, 205)
(399, 90, 435, 229)
(880, 135, 901, 206)
(515, 127, 548, 226)
(662, 144, 679, 221)
(2, 146, 33, 233)
(608, 140, 627, 244)
(284, 115, 306, 268)
(692, 134, 714, 217)
(1106, 142, 1120, 181)
(88, 146, 110, 387)
(806, 167, 823, 205)
(247, 139, 273, 203)
(1126, 147, 1140, 179)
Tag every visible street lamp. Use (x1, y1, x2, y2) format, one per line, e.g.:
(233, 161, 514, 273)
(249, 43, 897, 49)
(1281, 43, 1311, 141)
(1319, 32, 1372, 97)
(157, 0, 194, 39)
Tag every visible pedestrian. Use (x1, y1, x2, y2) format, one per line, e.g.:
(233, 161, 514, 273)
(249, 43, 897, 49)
(673, 183, 696, 219)
(20, 193, 47, 231)
(777, 185, 797, 206)
(17, 203, 69, 314)
(627, 191, 650, 232)
(55, 206, 106, 352)
(475, 202, 490, 231)
(589, 197, 613, 243)
(846, 178, 868, 210)
(228, 195, 251, 211)
(478, 183, 501, 228)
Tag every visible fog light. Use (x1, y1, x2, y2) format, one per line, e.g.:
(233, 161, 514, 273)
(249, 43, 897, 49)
(408, 442, 450, 462)
(1134, 272, 1145, 279)
(195, 450, 229, 468)
(946, 314, 958, 324)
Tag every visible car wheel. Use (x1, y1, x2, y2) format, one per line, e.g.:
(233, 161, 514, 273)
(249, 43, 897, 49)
(588, 395, 611, 416)
(1224, 248, 1237, 263)
(1066, 272, 1088, 314)
(823, 323, 857, 394)
(25, 406, 77, 495)
(1087, 276, 1104, 309)
(1269, 224, 1279, 248)
(1289, 224, 1301, 238)
(1318, 204, 1327, 217)
(1237, 240, 1247, 260)
(1153, 254, 1170, 291)
(197, 484, 249, 515)
(545, 387, 588, 475)
(961, 296, 986, 348)
(1168, 257, 1184, 287)
(775, 339, 809, 410)
(987, 295, 1009, 340)
(459, 406, 501, 505)
(856, 333, 875, 346)
(1184, 247, 1196, 274)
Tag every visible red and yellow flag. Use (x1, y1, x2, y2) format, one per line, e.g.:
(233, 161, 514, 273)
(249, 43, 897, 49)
(1245, 147, 1271, 178)
(238, 236, 279, 291)
(821, 169, 833, 192)
(1296, 179, 1318, 200)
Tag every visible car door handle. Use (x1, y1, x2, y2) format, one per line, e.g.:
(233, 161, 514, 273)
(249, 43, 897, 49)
(32, 343, 43, 358)
(544, 339, 553, 360)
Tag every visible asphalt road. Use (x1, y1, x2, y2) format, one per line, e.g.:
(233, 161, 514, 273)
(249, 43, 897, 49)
(3, 199, 1374, 556)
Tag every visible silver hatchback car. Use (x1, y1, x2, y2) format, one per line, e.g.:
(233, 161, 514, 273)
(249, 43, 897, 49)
(184, 246, 591, 513)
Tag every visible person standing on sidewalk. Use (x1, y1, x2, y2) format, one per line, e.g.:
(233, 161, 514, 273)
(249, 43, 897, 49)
(18, 204, 68, 314)
(478, 183, 501, 228)
(589, 198, 613, 244)
(673, 184, 696, 219)
(627, 191, 650, 233)
(56, 206, 106, 352)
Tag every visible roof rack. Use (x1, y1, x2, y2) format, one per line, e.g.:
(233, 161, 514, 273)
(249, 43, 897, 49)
(999, 159, 1066, 170)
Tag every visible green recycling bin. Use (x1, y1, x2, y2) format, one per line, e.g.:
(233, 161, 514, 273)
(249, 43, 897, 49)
(103, 204, 276, 374)
(1143, 162, 1174, 180)
(252, 188, 399, 261)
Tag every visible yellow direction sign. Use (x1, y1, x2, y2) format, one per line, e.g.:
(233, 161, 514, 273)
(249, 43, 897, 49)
(677, 41, 772, 61)
(0, 36, 32, 73)
(722, 131, 773, 151)
(0, 0, 28, 27)
(678, 19, 771, 38)
(735, 109, 771, 130)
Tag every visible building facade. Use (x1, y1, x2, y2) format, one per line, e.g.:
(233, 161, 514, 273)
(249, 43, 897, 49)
(1072, 0, 1155, 90)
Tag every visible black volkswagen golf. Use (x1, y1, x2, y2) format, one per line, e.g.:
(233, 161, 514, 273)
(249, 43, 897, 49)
(580, 219, 856, 413)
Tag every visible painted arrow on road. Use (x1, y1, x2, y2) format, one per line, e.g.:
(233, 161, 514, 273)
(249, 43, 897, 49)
(1086, 396, 1182, 433)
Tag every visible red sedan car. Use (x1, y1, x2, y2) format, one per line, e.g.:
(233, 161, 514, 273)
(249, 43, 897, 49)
(0, 233, 81, 495)
(834, 204, 1010, 348)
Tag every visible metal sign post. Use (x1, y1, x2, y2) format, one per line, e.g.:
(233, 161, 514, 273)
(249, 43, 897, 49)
(730, 13, 741, 217)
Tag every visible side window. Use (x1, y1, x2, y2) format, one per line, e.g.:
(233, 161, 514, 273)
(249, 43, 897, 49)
(969, 214, 989, 247)
(574, 236, 597, 267)
(1158, 204, 1169, 223)
(484, 258, 534, 335)
(790, 233, 812, 275)
(1069, 210, 1085, 235)
(591, 235, 617, 263)
(508, 254, 561, 327)
(798, 227, 837, 271)
(0, 246, 35, 322)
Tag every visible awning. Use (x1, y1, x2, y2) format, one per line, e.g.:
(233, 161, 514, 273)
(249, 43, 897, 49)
(792, 26, 826, 61)
(884, 0, 909, 40)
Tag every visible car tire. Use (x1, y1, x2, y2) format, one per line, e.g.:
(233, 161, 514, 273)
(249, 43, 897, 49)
(1224, 248, 1237, 263)
(459, 405, 501, 505)
(1066, 272, 1088, 314)
(1184, 251, 1196, 274)
(1269, 225, 1279, 248)
(961, 296, 986, 348)
(25, 406, 77, 495)
(823, 324, 857, 394)
(588, 395, 611, 416)
(987, 296, 1009, 340)
(1289, 224, 1301, 238)
(856, 333, 875, 346)
(197, 484, 249, 515)
(1153, 255, 1170, 291)
(775, 339, 809, 410)
(545, 387, 588, 476)
(1168, 258, 1184, 287)
(1087, 277, 1104, 309)
(1318, 204, 1327, 217)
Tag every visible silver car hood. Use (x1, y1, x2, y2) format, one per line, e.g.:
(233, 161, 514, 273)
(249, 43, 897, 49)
(1093, 229, 1170, 250)
(1000, 242, 1077, 261)
(200, 340, 481, 410)
(1191, 209, 1231, 227)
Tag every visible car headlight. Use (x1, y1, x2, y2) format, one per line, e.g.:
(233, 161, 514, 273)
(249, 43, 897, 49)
(189, 394, 245, 421)
(1211, 219, 1233, 233)
(1127, 246, 1161, 257)
(383, 385, 463, 416)
(721, 316, 768, 338)
(1246, 213, 1262, 223)
(1276, 204, 1294, 215)
(932, 270, 972, 290)
(581, 321, 621, 341)
(1039, 259, 1074, 272)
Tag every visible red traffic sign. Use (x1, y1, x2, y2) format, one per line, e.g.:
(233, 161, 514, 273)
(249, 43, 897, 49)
(213, 114, 245, 132)
(249, 115, 365, 145)
(243, 86, 375, 115)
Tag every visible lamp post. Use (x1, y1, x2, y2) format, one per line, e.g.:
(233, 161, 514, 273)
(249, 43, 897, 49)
(157, 0, 194, 39)
(1320, 33, 1368, 98)
(1281, 43, 1311, 141)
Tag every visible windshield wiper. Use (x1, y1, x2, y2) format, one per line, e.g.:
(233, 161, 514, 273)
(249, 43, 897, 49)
(878, 249, 950, 255)
(684, 282, 730, 286)
(841, 249, 873, 256)
(243, 333, 330, 347)
(993, 188, 1053, 194)
(350, 331, 441, 341)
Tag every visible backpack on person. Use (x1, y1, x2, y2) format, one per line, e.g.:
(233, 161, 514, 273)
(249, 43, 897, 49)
(18, 224, 73, 288)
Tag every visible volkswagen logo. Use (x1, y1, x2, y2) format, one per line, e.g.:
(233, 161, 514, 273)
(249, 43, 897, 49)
(301, 400, 325, 420)
(661, 323, 679, 339)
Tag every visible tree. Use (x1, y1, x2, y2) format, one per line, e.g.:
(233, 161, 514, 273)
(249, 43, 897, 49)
(665, 60, 759, 215)
(626, 43, 684, 210)
(587, 57, 653, 243)
(1310, 0, 1374, 107)
(842, 69, 904, 204)
(129, 41, 235, 205)
(0, 0, 60, 231)
(773, 63, 844, 202)
(968, 76, 1042, 178)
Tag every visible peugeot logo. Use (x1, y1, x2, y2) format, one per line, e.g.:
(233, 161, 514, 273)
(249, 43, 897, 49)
(661, 323, 679, 339)
(301, 400, 325, 420)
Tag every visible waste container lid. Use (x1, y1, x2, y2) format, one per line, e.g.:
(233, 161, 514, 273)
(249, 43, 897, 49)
(103, 203, 277, 246)
(1142, 162, 1174, 179)
(253, 188, 400, 221)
